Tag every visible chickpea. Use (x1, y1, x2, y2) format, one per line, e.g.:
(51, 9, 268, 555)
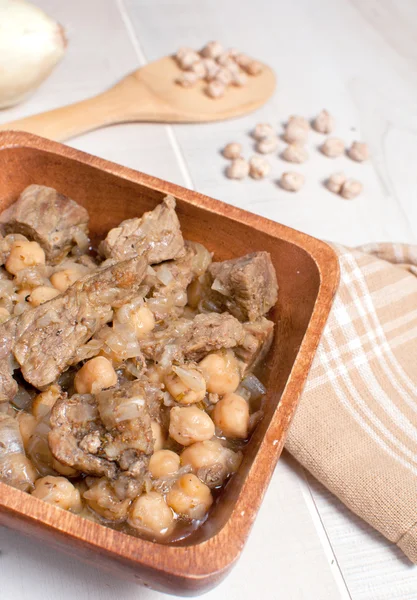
(231, 71, 247, 87)
(215, 67, 233, 86)
(16, 411, 37, 451)
(29, 285, 60, 307)
(130, 305, 155, 338)
(249, 155, 271, 180)
(283, 115, 310, 144)
(201, 58, 220, 81)
(169, 406, 215, 446)
(348, 141, 369, 162)
(164, 367, 206, 405)
(222, 142, 242, 160)
(200, 40, 223, 60)
(205, 80, 225, 99)
(5, 240, 45, 275)
(325, 172, 346, 194)
(320, 137, 345, 158)
(50, 268, 82, 292)
(281, 144, 309, 164)
(312, 109, 334, 134)
(166, 473, 213, 519)
(181, 439, 225, 471)
(279, 171, 305, 192)
(189, 61, 206, 78)
(176, 72, 199, 88)
(83, 478, 130, 521)
(151, 421, 165, 451)
(256, 136, 278, 154)
(198, 352, 240, 395)
(245, 60, 263, 76)
(0, 307, 10, 324)
(31, 476, 82, 512)
(149, 449, 180, 478)
(128, 492, 175, 538)
(340, 179, 363, 199)
(252, 123, 275, 141)
(176, 49, 200, 70)
(32, 385, 62, 419)
(226, 158, 249, 180)
(51, 458, 78, 477)
(212, 393, 249, 439)
(74, 356, 117, 394)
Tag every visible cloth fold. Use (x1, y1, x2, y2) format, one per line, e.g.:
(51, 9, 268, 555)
(285, 242, 417, 563)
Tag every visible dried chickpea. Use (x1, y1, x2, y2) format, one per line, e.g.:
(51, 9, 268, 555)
(128, 492, 175, 538)
(256, 136, 278, 154)
(279, 171, 305, 192)
(325, 172, 346, 194)
(245, 60, 263, 75)
(169, 406, 215, 446)
(205, 80, 225, 99)
(215, 67, 233, 86)
(50, 268, 82, 292)
(234, 53, 252, 69)
(29, 285, 60, 307)
(164, 367, 206, 405)
(189, 61, 206, 78)
(177, 49, 200, 70)
(0, 307, 10, 323)
(312, 109, 334, 134)
(149, 449, 180, 478)
(176, 72, 199, 88)
(31, 476, 82, 512)
(198, 351, 240, 395)
(226, 158, 249, 180)
(283, 116, 309, 144)
(281, 144, 309, 164)
(201, 58, 220, 81)
(340, 179, 363, 199)
(320, 137, 344, 158)
(151, 421, 165, 451)
(166, 473, 213, 519)
(74, 356, 117, 394)
(5, 240, 45, 275)
(348, 141, 369, 162)
(222, 142, 242, 159)
(201, 41, 223, 59)
(212, 393, 249, 439)
(252, 123, 275, 141)
(249, 155, 270, 179)
(231, 71, 247, 87)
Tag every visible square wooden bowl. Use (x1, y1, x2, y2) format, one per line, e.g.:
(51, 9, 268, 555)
(0, 132, 339, 596)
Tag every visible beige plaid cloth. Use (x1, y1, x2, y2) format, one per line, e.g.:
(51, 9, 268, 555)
(285, 242, 417, 563)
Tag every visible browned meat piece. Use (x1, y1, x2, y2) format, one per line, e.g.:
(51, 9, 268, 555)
(0, 413, 37, 491)
(209, 252, 278, 321)
(236, 317, 274, 373)
(99, 195, 184, 264)
(0, 185, 89, 264)
(0, 255, 147, 395)
(49, 380, 159, 484)
(142, 312, 246, 367)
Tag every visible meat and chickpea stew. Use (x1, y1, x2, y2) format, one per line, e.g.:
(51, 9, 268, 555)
(0, 184, 278, 542)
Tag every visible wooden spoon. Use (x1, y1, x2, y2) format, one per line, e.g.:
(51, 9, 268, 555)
(0, 56, 276, 142)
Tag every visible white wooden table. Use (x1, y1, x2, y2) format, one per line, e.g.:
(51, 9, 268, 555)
(1, 1, 417, 598)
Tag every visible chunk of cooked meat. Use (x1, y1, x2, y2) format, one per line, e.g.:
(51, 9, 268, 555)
(236, 317, 274, 373)
(142, 312, 246, 368)
(49, 380, 160, 483)
(0, 185, 89, 264)
(0, 413, 37, 491)
(99, 195, 184, 264)
(209, 252, 278, 321)
(0, 255, 147, 394)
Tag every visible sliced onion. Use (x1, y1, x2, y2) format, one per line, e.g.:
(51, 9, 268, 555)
(155, 264, 173, 286)
(188, 241, 212, 276)
(211, 278, 229, 295)
(240, 373, 266, 400)
(114, 396, 146, 423)
(73, 229, 90, 252)
(172, 365, 206, 392)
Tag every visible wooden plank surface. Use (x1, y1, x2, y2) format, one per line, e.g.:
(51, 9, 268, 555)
(1, 0, 416, 598)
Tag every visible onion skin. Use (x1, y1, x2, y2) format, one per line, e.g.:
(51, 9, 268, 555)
(0, 0, 67, 109)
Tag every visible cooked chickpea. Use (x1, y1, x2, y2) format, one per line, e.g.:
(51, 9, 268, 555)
(151, 421, 165, 451)
(249, 155, 271, 180)
(74, 356, 117, 394)
(83, 478, 130, 521)
(340, 179, 363, 199)
(312, 109, 334, 134)
(32, 385, 62, 419)
(281, 144, 309, 164)
(348, 141, 369, 162)
(181, 439, 225, 471)
(226, 158, 249, 180)
(29, 286, 60, 307)
(169, 406, 215, 446)
(279, 171, 305, 192)
(50, 268, 82, 292)
(320, 137, 345, 158)
(325, 172, 346, 194)
(52, 458, 78, 477)
(130, 305, 155, 338)
(5, 240, 45, 275)
(17, 411, 37, 451)
(198, 352, 240, 395)
(212, 393, 249, 439)
(149, 449, 180, 478)
(31, 476, 82, 512)
(284, 116, 310, 144)
(166, 473, 213, 519)
(164, 367, 206, 404)
(128, 492, 175, 538)
(222, 142, 242, 160)
(0, 307, 10, 323)
(205, 80, 225, 99)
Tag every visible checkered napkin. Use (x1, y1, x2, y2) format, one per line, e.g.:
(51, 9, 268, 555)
(285, 242, 417, 563)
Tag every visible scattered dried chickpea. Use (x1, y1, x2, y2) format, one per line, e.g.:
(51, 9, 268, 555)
(320, 137, 345, 158)
(212, 392, 250, 439)
(340, 179, 363, 199)
(312, 109, 334, 134)
(348, 141, 369, 162)
(0, 307, 10, 323)
(256, 136, 278, 154)
(249, 155, 270, 179)
(149, 449, 180, 479)
(29, 285, 60, 307)
(281, 144, 309, 164)
(252, 123, 275, 141)
(166, 473, 213, 519)
(31, 476, 82, 512)
(226, 158, 249, 180)
(176, 72, 200, 88)
(128, 492, 175, 538)
(198, 351, 240, 395)
(222, 142, 242, 159)
(201, 40, 223, 59)
(325, 172, 346, 194)
(205, 80, 225, 99)
(169, 406, 215, 446)
(279, 171, 305, 192)
(283, 116, 310, 144)
(5, 240, 45, 275)
(74, 356, 117, 395)
(151, 421, 165, 451)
